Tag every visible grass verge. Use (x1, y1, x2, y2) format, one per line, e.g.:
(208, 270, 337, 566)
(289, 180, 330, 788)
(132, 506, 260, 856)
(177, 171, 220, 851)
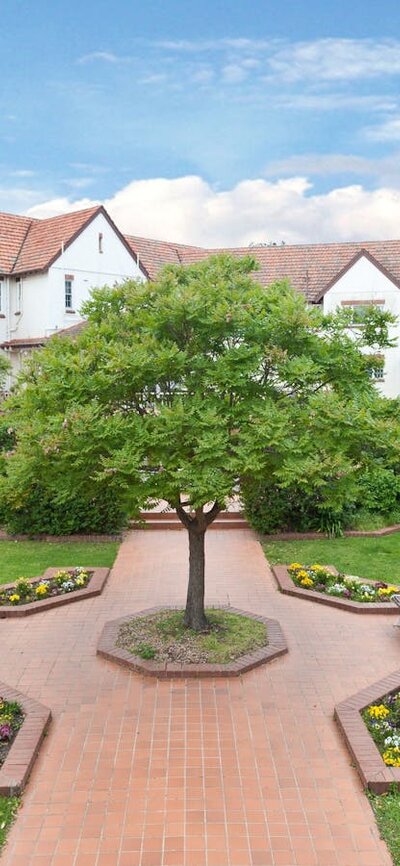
(0, 541, 119, 584)
(368, 788, 400, 865)
(262, 533, 400, 583)
(0, 797, 20, 849)
(118, 609, 268, 664)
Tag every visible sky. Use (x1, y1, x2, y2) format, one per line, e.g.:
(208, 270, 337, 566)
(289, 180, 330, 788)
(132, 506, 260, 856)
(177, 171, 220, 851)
(2, 0, 400, 246)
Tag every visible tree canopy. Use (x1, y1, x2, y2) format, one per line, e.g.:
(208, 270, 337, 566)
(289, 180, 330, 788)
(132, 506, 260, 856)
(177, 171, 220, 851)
(0, 254, 397, 627)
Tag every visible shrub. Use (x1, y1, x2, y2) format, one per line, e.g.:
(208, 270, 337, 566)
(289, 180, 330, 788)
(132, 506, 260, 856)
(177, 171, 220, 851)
(357, 467, 400, 514)
(241, 476, 355, 535)
(0, 481, 127, 535)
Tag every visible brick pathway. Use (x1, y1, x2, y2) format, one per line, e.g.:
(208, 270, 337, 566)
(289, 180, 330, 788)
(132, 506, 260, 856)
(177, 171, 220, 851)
(1, 529, 398, 866)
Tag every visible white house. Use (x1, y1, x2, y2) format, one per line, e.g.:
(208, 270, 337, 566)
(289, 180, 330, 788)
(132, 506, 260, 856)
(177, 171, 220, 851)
(0, 206, 144, 388)
(1, 204, 400, 396)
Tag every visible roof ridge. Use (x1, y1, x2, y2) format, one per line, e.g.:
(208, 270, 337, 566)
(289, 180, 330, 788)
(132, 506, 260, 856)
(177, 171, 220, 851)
(33, 204, 102, 226)
(10, 218, 35, 273)
(0, 210, 39, 222)
(125, 233, 206, 251)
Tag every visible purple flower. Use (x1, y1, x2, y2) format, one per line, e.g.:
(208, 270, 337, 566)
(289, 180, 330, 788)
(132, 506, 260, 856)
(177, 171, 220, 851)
(0, 724, 12, 740)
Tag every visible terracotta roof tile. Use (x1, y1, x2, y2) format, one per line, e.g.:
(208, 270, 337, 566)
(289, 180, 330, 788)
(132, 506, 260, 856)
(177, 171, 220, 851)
(124, 235, 205, 280)
(0, 212, 33, 273)
(0, 336, 46, 349)
(3, 204, 400, 303)
(125, 236, 400, 301)
(12, 206, 102, 274)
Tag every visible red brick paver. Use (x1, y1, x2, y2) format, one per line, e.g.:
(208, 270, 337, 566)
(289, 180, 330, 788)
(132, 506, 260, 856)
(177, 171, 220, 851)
(1, 529, 397, 866)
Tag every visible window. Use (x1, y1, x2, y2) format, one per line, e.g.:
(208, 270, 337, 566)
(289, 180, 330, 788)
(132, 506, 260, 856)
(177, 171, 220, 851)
(341, 300, 385, 325)
(366, 354, 385, 381)
(0, 278, 3, 312)
(368, 365, 385, 381)
(98, 232, 103, 254)
(15, 277, 22, 314)
(64, 275, 74, 310)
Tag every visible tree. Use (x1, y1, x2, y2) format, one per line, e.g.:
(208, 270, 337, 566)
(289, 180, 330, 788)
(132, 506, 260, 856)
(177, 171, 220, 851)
(0, 255, 396, 629)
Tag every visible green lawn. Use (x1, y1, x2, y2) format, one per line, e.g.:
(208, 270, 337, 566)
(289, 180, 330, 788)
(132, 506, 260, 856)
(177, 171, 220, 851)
(0, 797, 19, 849)
(0, 541, 119, 584)
(369, 789, 400, 866)
(262, 532, 400, 583)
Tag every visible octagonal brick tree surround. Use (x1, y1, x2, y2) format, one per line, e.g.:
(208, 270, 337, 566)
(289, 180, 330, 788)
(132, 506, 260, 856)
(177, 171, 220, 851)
(97, 605, 288, 678)
(335, 670, 400, 793)
(272, 565, 399, 614)
(0, 682, 51, 796)
(0, 567, 110, 617)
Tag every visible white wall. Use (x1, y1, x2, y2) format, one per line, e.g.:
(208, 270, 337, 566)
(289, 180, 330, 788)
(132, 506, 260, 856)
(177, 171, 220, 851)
(3, 212, 143, 343)
(323, 255, 400, 398)
(47, 211, 143, 335)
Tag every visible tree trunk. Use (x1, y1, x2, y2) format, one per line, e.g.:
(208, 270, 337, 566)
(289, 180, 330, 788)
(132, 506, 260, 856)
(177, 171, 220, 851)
(184, 523, 208, 631)
(174, 501, 221, 632)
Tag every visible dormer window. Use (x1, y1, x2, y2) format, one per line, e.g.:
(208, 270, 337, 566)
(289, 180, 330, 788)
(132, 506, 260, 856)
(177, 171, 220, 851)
(98, 232, 103, 253)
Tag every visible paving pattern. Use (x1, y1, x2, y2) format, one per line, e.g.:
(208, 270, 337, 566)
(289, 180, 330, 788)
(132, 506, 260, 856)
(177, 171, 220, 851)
(0, 528, 398, 866)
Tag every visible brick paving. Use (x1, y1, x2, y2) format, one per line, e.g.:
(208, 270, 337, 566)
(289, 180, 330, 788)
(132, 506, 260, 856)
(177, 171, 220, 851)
(0, 528, 398, 866)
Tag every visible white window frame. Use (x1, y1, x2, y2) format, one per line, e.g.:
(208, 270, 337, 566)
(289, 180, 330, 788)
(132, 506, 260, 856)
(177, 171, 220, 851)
(64, 275, 74, 310)
(15, 277, 22, 314)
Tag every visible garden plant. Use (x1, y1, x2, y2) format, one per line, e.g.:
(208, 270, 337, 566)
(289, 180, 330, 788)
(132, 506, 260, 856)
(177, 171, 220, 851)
(0, 568, 91, 607)
(287, 562, 399, 602)
(363, 691, 400, 768)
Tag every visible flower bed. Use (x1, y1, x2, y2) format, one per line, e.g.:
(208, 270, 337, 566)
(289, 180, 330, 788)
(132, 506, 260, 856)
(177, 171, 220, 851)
(0, 566, 110, 617)
(1, 568, 91, 607)
(0, 682, 51, 796)
(0, 698, 24, 772)
(288, 562, 399, 603)
(335, 671, 400, 792)
(272, 563, 400, 613)
(363, 692, 400, 768)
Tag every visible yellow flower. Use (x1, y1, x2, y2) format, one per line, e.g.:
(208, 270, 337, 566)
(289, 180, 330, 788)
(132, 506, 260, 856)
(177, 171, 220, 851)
(383, 747, 400, 767)
(300, 576, 314, 587)
(75, 577, 85, 587)
(35, 583, 48, 597)
(367, 704, 390, 719)
(288, 563, 303, 572)
(9, 594, 20, 604)
(310, 564, 326, 572)
(296, 570, 309, 580)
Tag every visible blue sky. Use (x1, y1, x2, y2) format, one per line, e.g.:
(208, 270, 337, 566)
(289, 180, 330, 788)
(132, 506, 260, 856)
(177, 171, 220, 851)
(2, 0, 400, 245)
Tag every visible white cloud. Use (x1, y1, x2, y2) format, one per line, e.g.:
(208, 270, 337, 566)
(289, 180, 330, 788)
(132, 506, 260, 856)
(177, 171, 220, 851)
(153, 37, 400, 83)
(26, 196, 98, 218)
(20, 175, 400, 247)
(267, 38, 400, 82)
(221, 64, 248, 84)
(77, 51, 126, 65)
(367, 117, 400, 141)
(276, 94, 398, 112)
(9, 169, 37, 178)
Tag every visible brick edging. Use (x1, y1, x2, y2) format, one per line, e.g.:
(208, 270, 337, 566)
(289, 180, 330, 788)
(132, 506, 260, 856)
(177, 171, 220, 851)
(259, 524, 400, 541)
(271, 565, 399, 614)
(0, 567, 110, 617)
(97, 605, 288, 678)
(0, 682, 51, 796)
(334, 671, 400, 793)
